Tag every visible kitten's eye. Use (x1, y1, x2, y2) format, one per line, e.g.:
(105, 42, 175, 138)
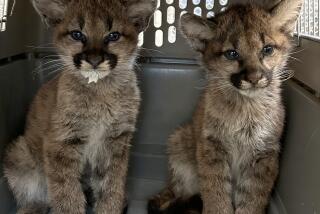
(224, 50, 240, 60)
(106, 32, 121, 43)
(262, 45, 274, 56)
(70, 31, 86, 42)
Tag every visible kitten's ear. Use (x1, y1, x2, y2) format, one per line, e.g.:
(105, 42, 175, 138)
(32, 0, 67, 26)
(269, 0, 303, 33)
(180, 13, 214, 52)
(127, 0, 157, 32)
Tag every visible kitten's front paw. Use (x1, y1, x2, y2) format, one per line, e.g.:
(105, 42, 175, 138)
(148, 196, 164, 214)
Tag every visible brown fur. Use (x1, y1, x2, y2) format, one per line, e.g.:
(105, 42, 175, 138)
(3, 0, 156, 214)
(149, 0, 302, 214)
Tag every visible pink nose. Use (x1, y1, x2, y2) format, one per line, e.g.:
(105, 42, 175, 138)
(245, 71, 263, 84)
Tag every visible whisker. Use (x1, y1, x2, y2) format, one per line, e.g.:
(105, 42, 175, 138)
(290, 48, 305, 55)
(35, 63, 67, 72)
(35, 59, 65, 69)
(34, 64, 69, 75)
(40, 54, 73, 59)
(287, 55, 302, 63)
(273, 69, 295, 82)
(42, 69, 62, 78)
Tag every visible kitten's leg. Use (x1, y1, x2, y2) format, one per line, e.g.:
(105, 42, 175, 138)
(149, 188, 203, 214)
(148, 185, 176, 213)
(91, 132, 132, 214)
(234, 152, 279, 214)
(44, 138, 86, 214)
(148, 125, 199, 213)
(81, 162, 95, 207)
(196, 137, 233, 214)
(4, 137, 49, 214)
(158, 194, 203, 214)
(17, 203, 50, 214)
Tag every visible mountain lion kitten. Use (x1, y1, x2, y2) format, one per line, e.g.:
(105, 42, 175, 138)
(3, 0, 155, 213)
(148, 0, 302, 213)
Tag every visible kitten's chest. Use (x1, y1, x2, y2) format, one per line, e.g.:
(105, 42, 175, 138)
(81, 95, 139, 160)
(206, 95, 280, 146)
(63, 80, 140, 124)
(83, 99, 137, 140)
(80, 90, 139, 129)
(229, 144, 253, 176)
(210, 117, 269, 151)
(215, 105, 276, 148)
(83, 119, 111, 162)
(223, 114, 278, 182)
(85, 94, 121, 119)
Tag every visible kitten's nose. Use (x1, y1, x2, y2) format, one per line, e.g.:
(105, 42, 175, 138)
(86, 55, 104, 68)
(245, 71, 263, 84)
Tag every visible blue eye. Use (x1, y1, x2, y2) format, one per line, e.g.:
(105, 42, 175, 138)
(106, 32, 121, 42)
(262, 45, 274, 56)
(224, 50, 240, 60)
(70, 30, 85, 42)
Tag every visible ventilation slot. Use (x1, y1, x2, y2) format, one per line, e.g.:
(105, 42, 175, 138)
(206, 0, 214, 10)
(194, 7, 202, 16)
(168, 26, 176, 43)
(166, 0, 174, 4)
(207, 11, 215, 18)
(0, 0, 9, 32)
(296, 0, 320, 40)
(154, 10, 162, 28)
(193, 0, 201, 5)
(179, 0, 187, 9)
(138, 32, 144, 47)
(167, 6, 175, 24)
(219, 0, 228, 6)
(155, 30, 163, 47)
(142, 0, 230, 56)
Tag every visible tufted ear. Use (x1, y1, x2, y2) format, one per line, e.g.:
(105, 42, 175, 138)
(32, 0, 68, 26)
(180, 13, 215, 52)
(126, 0, 157, 32)
(269, 0, 303, 33)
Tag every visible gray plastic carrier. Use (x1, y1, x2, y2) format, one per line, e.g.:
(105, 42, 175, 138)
(0, 0, 319, 213)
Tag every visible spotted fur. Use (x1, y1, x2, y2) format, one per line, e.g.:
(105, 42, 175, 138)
(148, 0, 302, 214)
(3, 0, 156, 214)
